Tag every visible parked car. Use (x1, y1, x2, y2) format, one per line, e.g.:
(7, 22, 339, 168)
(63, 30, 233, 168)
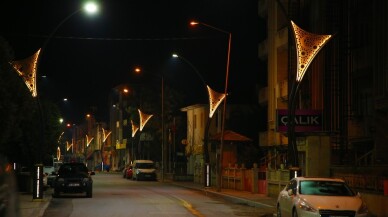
(123, 165, 133, 179)
(53, 162, 95, 198)
(122, 165, 130, 178)
(132, 160, 156, 181)
(276, 177, 369, 217)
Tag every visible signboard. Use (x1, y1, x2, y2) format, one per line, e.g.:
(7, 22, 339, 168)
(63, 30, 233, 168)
(277, 109, 322, 132)
(116, 143, 126, 150)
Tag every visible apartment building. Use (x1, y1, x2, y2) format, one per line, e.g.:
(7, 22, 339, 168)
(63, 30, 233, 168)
(258, 0, 388, 214)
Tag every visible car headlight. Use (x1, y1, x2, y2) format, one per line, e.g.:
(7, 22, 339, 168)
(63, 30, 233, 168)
(82, 178, 90, 182)
(358, 201, 368, 214)
(57, 178, 65, 182)
(297, 200, 317, 213)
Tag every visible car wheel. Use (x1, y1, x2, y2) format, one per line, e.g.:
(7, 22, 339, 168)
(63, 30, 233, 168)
(292, 209, 298, 217)
(277, 204, 281, 217)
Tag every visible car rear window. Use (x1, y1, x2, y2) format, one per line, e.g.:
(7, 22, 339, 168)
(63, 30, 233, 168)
(300, 180, 355, 196)
(59, 164, 88, 174)
(136, 163, 154, 169)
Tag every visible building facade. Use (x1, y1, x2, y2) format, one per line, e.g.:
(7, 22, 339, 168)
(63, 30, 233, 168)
(258, 0, 388, 215)
(181, 104, 222, 184)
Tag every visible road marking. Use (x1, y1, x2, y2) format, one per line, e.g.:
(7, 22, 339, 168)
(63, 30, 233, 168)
(176, 197, 204, 217)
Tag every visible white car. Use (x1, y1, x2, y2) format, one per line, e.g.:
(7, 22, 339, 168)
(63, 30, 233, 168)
(132, 160, 157, 181)
(277, 177, 369, 217)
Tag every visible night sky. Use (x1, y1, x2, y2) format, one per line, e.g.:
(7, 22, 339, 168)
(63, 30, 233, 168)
(1, 0, 262, 123)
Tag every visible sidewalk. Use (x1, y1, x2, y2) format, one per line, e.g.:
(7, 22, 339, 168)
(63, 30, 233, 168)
(19, 189, 52, 217)
(18, 182, 277, 217)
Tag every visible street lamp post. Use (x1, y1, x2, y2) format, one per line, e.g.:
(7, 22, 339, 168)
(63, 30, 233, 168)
(137, 108, 154, 162)
(133, 66, 163, 181)
(10, 2, 98, 200)
(172, 53, 225, 187)
(131, 120, 139, 163)
(287, 21, 332, 177)
(190, 21, 231, 192)
(171, 54, 207, 88)
(101, 128, 112, 171)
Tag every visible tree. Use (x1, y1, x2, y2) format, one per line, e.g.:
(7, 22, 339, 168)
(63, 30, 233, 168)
(0, 36, 62, 167)
(0, 36, 36, 165)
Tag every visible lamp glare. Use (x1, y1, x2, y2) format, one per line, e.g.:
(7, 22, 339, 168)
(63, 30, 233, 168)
(84, 2, 98, 14)
(190, 21, 199, 26)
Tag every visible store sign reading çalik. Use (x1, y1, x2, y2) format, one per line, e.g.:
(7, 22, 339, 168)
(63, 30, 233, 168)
(277, 109, 322, 132)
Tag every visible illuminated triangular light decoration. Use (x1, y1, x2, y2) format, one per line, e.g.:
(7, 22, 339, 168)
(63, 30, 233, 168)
(207, 85, 226, 118)
(10, 49, 41, 97)
(57, 146, 61, 161)
(131, 120, 139, 137)
(86, 135, 94, 147)
(57, 131, 64, 143)
(66, 141, 73, 151)
(102, 128, 112, 142)
(291, 21, 332, 82)
(138, 109, 153, 131)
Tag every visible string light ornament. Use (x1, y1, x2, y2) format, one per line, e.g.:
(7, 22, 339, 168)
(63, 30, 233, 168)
(10, 49, 41, 97)
(102, 128, 112, 142)
(57, 147, 61, 161)
(131, 120, 139, 137)
(207, 85, 226, 118)
(66, 141, 73, 151)
(86, 135, 94, 147)
(57, 132, 64, 143)
(138, 109, 153, 131)
(291, 21, 332, 82)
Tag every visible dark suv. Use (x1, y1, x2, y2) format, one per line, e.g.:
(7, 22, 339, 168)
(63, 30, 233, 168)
(53, 162, 94, 198)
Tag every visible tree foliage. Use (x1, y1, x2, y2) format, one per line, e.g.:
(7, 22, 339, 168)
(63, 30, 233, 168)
(0, 36, 62, 167)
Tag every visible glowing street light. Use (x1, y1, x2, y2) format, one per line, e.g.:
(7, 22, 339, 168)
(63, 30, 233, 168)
(10, 50, 40, 97)
(10, 2, 99, 97)
(190, 20, 231, 191)
(9, 1, 99, 200)
(66, 141, 73, 152)
(287, 20, 332, 176)
(137, 109, 154, 164)
(100, 128, 112, 171)
(172, 53, 225, 187)
(133, 66, 164, 180)
(138, 109, 153, 132)
(86, 135, 94, 147)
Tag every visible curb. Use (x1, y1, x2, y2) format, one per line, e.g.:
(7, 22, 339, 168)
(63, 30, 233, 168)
(203, 189, 275, 208)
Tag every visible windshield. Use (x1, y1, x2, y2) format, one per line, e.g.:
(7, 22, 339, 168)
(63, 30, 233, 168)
(136, 163, 154, 169)
(299, 180, 355, 196)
